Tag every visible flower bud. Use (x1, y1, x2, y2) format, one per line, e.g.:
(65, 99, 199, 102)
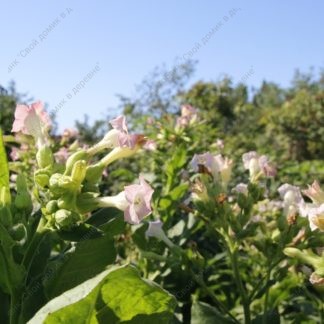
(34, 170, 50, 188)
(46, 200, 59, 214)
(10, 223, 27, 244)
(14, 192, 33, 212)
(57, 192, 76, 210)
(85, 163, 105, 184)
(36, 145, 54, 169)
(71, 160, 87, 185)
(64, 150, 89, 175)
(54, 209, 80, 229)
(49, 173, 74, 196)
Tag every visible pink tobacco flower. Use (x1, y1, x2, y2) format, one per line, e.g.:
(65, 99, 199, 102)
(242, 151, 276, 181)
(145, 219, 175, 248)
(12, 101, 50, 147)
(302, 181, 324, 204)
(191, 152, 232, 186)
(88, 115, 140, 155)
(110, 115, 128, 133)
(181, 104, 197, 118)
(124, 176, 154, 224)
(278, 183, 304, 218)
(96, 176, 154, 224)
(176, 105, 198, 129)
(191, 153, 215, 173)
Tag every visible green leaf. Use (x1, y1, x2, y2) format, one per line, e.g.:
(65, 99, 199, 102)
(44, 234, 116, 299)
(57, 223, 103, 242)
(29, 265, 176, 324)
(0, 129, 9, 189)
(191, 301, 235, 324)
(169, 183, 189, 200)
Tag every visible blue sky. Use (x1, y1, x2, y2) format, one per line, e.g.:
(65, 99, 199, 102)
(1, 1, 323, 131)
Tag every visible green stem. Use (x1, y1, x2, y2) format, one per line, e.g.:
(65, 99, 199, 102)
(190, 270, 239, 323)
(21, 217, 49, 269)
(9, 287, 23, 324)
(230, 248, 251, 324)
(262, 266, 272, 324)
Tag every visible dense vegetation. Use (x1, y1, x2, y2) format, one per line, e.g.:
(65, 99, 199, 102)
(0, 66, 323, 323)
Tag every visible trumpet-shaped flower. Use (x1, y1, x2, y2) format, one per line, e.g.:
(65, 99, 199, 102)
(97, 176, 154, 224)
(124, 176, 154, 224)
(242, 151, 276, 181)
(145, 220, 174, 248)
(300, 204, 324, 231)
(191, 152, 232, 186)
(12, 101, 50, 147)
(88, 115, 145, 155)
(278, 183, 303, 218)
(176, 105, 198, 128)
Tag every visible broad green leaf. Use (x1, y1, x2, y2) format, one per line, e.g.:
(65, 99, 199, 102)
(0, 128, 9, 189)
(87, 207, 126, 236)
(29, 265, 176, 324)
(57, 223, 103, 242)
(45, 234, 116, 299)
(191, 301, 235, 324)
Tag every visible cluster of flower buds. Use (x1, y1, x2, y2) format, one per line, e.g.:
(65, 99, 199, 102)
(11, 101, 155, 229)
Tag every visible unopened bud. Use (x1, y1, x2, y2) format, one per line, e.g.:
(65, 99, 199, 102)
(36, 145, 54, 169)
(64, 150, 89, 175)
(54, 209, 80, 229)
(71, 160, 87, 185)
(34, 170, 50, 188)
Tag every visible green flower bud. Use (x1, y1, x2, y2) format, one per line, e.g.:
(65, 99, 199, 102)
(36, 145, 54, 169)
(14, 192, 33, 213)
(49, 173, 74, 196)
(16, 174, 28, 192)
(54, 209, 80, 229)
(71, 160, 87, 185)
(64, 150, 89, 175)
(57, 192, 76, 210)
(34, 170, 50, 188)
(0, 206, 12, 227)
(46, 200, 59, 214)
(10, 223, 27, 244)
(85, 163, 105, 184)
